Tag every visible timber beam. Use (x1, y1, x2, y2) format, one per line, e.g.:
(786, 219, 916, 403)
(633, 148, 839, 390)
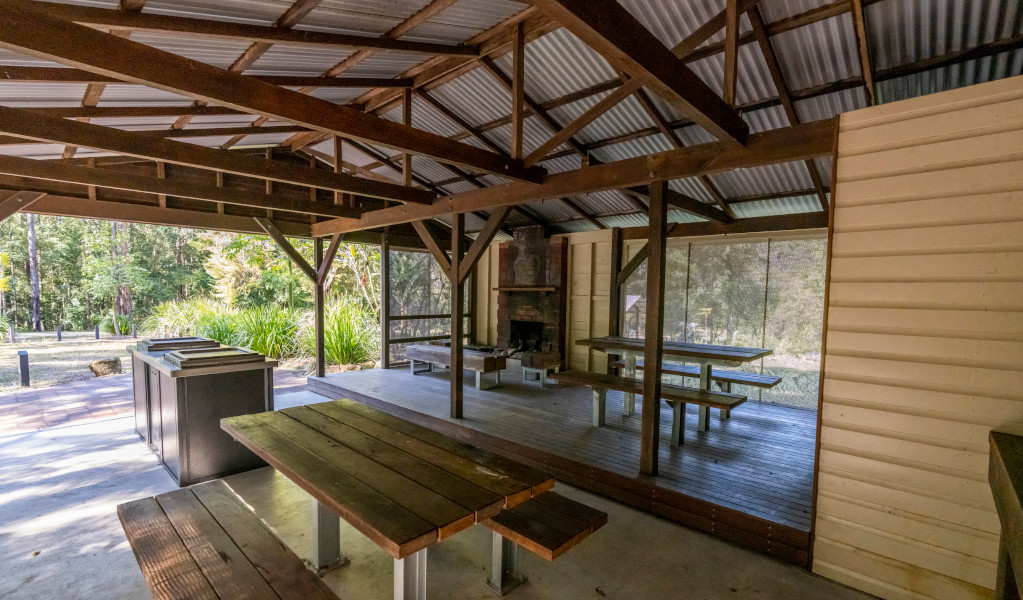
(0, 0, 546, 184)
(0, 154, 358, 218)
(312, 120, 836, 236)
(0, 105, 433, 204)
(21, 2, 478, 57)
(521, 0, 747, 144)
(0, 67, 416, 88)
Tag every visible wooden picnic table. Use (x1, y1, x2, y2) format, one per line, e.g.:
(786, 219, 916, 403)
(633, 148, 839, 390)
(221, 398, 554, 600)
(577, 336, 774, 430)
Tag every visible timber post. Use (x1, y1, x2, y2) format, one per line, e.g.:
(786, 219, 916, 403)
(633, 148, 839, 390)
(18, 350, 29, 386)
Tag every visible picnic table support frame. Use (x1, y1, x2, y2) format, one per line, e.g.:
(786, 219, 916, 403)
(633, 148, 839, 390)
(394, 548, 428, 600)
(313, 498, 342, 572)
(593, 389, 606, 426)
(486, 531, 525, 596)
(476, 369, 501, 390)
(622, 354, 637, 416)
(720, 381, 732, 420)
(698, 364, 712, 432)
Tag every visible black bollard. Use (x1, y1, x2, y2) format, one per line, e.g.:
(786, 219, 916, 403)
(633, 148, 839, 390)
(18, 350, 29, 387)
(56, 325, 62, 342)
(95, 324, 100, 339)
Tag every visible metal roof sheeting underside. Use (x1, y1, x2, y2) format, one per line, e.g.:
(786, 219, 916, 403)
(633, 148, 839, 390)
(0, 0, 1019, 234)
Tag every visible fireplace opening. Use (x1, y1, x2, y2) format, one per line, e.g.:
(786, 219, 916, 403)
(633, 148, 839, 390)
(510, 320, 545, 352)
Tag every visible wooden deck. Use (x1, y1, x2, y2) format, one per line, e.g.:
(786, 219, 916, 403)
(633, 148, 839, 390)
(308, 367, 817, 566)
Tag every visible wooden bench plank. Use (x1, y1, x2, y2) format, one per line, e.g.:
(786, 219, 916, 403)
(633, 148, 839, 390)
(314, 398, 554, 501)
(117, 497, 220, 600)
(253, 410, 476, 540)
(155, 487, 281, 600)
(189, 481, 340, 600)
(483, 492, 607, 561)
(221, 413, 438, 559)
(307, 401, 541, 506)
(407, 344, 506, 373)
(610, 360, 782, 388)
(283, 405, 505, 521)
(549, 371, 746, 410)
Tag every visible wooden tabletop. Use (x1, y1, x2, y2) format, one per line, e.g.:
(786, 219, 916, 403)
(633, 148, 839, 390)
(576, 336, 772, 363)
(221, 399, 554, 559)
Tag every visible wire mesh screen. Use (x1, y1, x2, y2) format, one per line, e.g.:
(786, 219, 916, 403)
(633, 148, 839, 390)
(621, 245, 689, 339)
(386, 249, 469, 363)
(761, 238, 827, 409)
(617, 236, 826, 410)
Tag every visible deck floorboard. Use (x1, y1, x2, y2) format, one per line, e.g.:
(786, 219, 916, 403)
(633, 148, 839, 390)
(308, 367, 817, 562)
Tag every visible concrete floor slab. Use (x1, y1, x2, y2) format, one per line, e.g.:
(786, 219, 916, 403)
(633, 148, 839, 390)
(0, 400, 874, 599)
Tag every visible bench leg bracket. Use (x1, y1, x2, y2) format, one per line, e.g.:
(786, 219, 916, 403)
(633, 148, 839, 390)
(486, 532, 525, 596)
(622, 354, 637, 416)
(477, 370, 502, 390)
(671, 401, 685, 446)
(395, 547, 427, 600)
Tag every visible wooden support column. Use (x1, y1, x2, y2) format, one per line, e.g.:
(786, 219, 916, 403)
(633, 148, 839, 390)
(450, 213, 465, 419)
(510, 21, 525, 160)
(723, 0, 740, 106)
(380, 230, 391, 369)
(640, 181, 668, 477)
(402, 89, 412, 190)
(607, 226, 622, 374)
(313, 236, 326, 378)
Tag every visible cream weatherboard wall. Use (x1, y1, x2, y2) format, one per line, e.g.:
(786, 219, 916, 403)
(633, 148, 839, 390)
(814, 74, 1023, 600)
(473, 230, 614, 372)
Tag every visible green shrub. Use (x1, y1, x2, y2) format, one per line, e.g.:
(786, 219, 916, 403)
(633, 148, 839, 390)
(302, 298, 375, 365)
(100, 314, 133, 335)
(144, 297, 234, 338)
(235, 306, 298, 358)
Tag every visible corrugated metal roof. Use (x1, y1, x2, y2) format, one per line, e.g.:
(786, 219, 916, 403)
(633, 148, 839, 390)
(297, 0, 435, 37)
(730, 194, 822, 218)
(493, 28, 617, 105)
(430, 67, 511, 127)
(95, 84, 192, 106)
(772, 13, 861, 91)
(129, 31, 253, 70)
(245, 44, 358, 75)
(342, 50, 431, 78)
(144, 0, 285, 25)
(0, 82, 90, 107)
(485, 116, 559, 157)
(795, 88, 867, 122)
(308, 87, 372, 104)
(877, 51, 1023, 103)
(618, 0, 726, 49)
(707, 161, 814, 197)
(403, 0, 525, 45)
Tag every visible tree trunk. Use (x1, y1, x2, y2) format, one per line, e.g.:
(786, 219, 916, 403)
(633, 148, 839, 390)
(118, 222, 132, 320)
(27, 213, 41, 331)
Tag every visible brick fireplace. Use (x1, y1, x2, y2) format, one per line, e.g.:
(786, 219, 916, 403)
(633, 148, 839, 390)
(495, 226, 568, 369)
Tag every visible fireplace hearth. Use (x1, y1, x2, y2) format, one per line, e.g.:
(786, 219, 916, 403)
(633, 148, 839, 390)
(496, 226, 567, 370)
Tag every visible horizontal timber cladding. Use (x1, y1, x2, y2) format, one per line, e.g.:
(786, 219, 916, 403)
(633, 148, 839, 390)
(814, 74, 1023, 600)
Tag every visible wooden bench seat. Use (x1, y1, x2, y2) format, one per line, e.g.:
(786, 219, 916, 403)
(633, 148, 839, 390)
(406, 344, 507, 390)
(481, 491, 607, 595)
(609, 360, 782, 389)
(549, 371, 746, 445)
(118, 479, 339, 600)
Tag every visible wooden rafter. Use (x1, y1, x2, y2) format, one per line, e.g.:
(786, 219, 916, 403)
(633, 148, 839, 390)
(25, 194, 313, 237)
(504, 0, 746, 144)
(0, 125, 311, 147)
(255, 217, 316, 281)
(0, 106, 432, 204)
(24, 2, 476, 57)
(0, 0, 544, 184)
(119, 0, 147, 12)
(723, 0, 740, 106)
(624, 187, 732, 224)
(411, 220, 451, 274)
(0, 154, 359, 218)
(747, 7, 829, 211)
(312, 120, 835, 236)
(457, 206, 511, 284)
(0, 190, 45, 222)
(0, 68, 415, 88)
(281, 0, 463, 151)
(316, 234, 344, 286)
(850, 0, 876, 105)
(416, 90, 505, 154)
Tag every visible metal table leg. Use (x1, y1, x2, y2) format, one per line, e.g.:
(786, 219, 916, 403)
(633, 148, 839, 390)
(719, 381, 731, 420)
(623, 354, 637, 416)
(486, 531, 525, 596)
(698, 364, 712, 432)
(593, 389, 607, 426)
(670, 401, 685, 446)
(394, 548, 427, 600)
(313, 499, 342, 572)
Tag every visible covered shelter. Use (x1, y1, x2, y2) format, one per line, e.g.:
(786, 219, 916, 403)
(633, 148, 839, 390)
(0, 1, 1021, 599)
